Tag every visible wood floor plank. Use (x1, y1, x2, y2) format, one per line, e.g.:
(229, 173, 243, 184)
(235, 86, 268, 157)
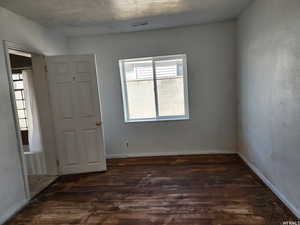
(6, 154, 297, 225)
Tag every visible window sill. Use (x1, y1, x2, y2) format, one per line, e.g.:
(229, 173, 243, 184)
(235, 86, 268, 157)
(24, 150, 43, 155)
(125, 116, 190, 124)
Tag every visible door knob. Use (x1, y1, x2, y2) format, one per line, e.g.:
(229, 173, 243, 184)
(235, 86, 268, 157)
(96, 121, 102, 126)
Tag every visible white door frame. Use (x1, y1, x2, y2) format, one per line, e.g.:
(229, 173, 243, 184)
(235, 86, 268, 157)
(2, 40, 58, 199)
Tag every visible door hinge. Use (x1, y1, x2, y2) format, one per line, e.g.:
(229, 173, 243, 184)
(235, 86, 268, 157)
(44, 65, 48, 73)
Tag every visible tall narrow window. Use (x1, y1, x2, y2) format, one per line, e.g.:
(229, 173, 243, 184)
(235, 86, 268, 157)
(119, 54, 189, 122)
(12, 72, 28, 130)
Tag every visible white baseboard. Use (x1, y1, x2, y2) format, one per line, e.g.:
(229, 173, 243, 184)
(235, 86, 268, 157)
(0, 199, 28, 225)
(106, 149, 236, 159)
(106, 153, 128, 159)
(238, 153, 300, 219)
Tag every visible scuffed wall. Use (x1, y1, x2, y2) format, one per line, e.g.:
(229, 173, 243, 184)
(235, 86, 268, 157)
(238, 0, 300, 216)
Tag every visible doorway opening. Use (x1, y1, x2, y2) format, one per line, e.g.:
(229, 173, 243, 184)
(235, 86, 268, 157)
(4, 41, 107, 200)
(8, 49, 57, 198)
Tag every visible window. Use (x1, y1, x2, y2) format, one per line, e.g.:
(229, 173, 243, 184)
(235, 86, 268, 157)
(12, 72, 28, 130)
(119, 54, 189, 122)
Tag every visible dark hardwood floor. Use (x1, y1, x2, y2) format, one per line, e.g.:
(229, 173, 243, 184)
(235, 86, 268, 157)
(6, 154, 297, 225)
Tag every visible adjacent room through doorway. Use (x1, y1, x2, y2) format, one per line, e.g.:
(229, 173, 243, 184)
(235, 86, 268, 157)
(8, 50, 57, 198)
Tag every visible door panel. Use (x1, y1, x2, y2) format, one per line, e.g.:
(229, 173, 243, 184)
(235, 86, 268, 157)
(55, 63, 71, 82)
(57, 83, 74, 119)
(82, 129, 101, 163)
(63, 130, 79, 165)
(47, 55, 106, 174)
(77, 81, 95, 117)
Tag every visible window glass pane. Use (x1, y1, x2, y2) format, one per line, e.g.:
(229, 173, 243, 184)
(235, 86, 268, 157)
(16, 100, 24, 109)
(24, 109, 27, 117)
(155, 58, 185, 117)
(14, 81, 24, 89)
(120, 55, 188, 122)
(15, 91, 23, 100)
(124, 60, 156, 120)
(12, 74, 19, 80)
(19, 119, 27, 129)
(18, 109, 26, 119)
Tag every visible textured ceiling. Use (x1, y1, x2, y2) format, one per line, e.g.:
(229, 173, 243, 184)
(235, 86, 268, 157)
(0, 0, 252, 36)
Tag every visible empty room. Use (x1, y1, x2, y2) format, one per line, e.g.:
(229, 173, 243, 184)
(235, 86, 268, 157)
(0, 0, 299, 224)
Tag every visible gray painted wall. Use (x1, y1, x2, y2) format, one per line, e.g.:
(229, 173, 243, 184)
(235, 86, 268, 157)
(0, 6, 68, 223)
(68, 21, 238, 158)
(238, 0, 300, 215)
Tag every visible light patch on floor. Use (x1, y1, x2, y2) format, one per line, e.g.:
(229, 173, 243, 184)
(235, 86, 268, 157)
(27, 175, 57, 197)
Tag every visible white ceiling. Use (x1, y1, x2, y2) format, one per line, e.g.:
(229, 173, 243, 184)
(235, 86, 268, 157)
(0, 0, 252, 36)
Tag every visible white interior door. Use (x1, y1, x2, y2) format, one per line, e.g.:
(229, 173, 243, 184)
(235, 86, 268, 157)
(46, 55, 106, 174)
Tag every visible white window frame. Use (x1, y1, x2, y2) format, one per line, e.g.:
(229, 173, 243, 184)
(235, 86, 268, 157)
(119, 54, 190, 123)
